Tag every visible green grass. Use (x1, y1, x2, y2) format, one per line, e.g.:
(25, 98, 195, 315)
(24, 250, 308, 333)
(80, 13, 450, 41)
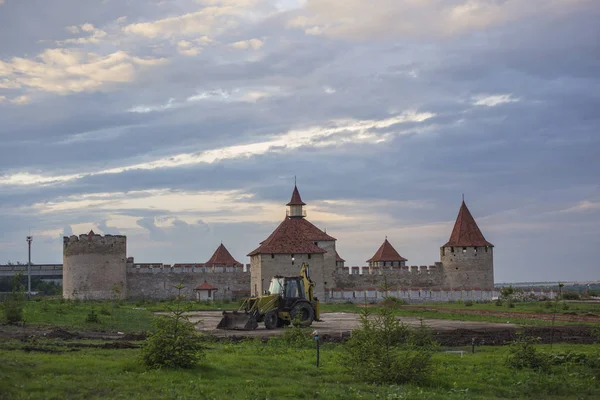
(0, 340, 598, 399)
(6, 298, 597, 335)
(321, 301, 600, 326)
(17, 299, 155, 332)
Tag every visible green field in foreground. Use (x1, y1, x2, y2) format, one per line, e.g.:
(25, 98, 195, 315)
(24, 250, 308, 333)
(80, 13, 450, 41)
(0, 341, 598, 400)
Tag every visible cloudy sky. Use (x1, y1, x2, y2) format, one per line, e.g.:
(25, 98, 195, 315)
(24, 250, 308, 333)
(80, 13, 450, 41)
(0, 0, 598, 283)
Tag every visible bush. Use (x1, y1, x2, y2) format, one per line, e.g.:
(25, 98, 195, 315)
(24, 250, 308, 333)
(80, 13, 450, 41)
(141, 284, 205, 369)
(506, 336, 551, 373)
(464, 300, 473, 307)
(85, 309, 100, 323)
(279, 324, 313, 348)
(340, 305, 435, 385)
(2, 273, 25, 325)
(99, 307, 112, 316)
(495, 298, 503, 306)
(561, 292, 580, 300)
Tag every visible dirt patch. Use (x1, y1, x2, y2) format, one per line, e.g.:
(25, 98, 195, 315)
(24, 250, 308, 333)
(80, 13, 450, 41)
(434, 326, 597, 346)
(401, 305, 600, 323)
(189, 311, 599, 346)
(46, 328, 78, 340)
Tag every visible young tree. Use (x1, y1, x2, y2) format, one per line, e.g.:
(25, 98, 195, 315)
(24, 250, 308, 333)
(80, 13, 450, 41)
(141, 283, 205, 369)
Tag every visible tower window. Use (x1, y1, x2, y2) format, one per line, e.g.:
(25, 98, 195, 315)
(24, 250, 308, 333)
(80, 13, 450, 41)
(462, 247, 467, 253)
(485, 247, 488, 253)
(291, 254, 294, 259)
(451, 247, 454, 253)
(308, 254, 311, 259)
(271, 254, 274, 259)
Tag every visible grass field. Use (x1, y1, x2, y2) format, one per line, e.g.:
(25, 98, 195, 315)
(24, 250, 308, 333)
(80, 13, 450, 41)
(18, 299, 155, 332)
(0, 339, 598, 400)
(6, 298, 598, 334)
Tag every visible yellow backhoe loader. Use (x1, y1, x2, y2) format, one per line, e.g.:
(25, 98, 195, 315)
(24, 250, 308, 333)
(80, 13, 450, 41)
(217, 263, 320, 330)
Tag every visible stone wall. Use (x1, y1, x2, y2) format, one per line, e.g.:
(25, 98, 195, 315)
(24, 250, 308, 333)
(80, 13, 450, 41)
(317, 240, 337, 299)
(332, 264, 444, 291)
(440, 246, 494, 289)
(327, 287, 557, 303)
(126, 266, 250, 300)
(63, 234, 127, 300)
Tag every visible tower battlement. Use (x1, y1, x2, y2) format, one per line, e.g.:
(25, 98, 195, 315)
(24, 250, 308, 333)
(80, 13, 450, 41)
(63, 230, 127, 300)
(63, 231, 127, 256)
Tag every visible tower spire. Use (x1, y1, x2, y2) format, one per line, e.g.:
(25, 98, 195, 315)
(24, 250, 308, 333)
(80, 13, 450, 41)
(286, 183, 306, 218)
(443, 201, 493, 247)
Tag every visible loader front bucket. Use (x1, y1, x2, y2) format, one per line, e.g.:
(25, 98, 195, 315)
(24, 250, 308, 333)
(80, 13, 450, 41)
(216, 311, 258, 330)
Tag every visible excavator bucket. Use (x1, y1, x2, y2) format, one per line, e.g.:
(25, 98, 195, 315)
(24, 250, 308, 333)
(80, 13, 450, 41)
(216, 311, 258, 331)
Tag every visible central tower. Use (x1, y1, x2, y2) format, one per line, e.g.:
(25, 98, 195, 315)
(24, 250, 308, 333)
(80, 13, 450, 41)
(248, 183, 337, 300)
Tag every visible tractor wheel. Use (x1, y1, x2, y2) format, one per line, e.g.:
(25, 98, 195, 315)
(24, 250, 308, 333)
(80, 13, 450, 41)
(290, 301, 315, 327)
(264, 311, 279, 330)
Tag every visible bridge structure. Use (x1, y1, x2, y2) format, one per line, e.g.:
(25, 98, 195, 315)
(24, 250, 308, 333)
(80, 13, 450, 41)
(0, 264, 63, 283)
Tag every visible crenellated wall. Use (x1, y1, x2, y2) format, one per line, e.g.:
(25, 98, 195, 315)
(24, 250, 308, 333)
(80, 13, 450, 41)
(126, 265, 250, 300)
(333, 263, 445, 290)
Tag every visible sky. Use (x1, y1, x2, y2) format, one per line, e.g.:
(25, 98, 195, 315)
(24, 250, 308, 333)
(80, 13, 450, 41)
(0, 0, 599, 283)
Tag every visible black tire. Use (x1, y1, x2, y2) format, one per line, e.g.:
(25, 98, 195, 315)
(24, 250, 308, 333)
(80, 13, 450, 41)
(264, 311, 279, 330)
(290, 301, 315, 327)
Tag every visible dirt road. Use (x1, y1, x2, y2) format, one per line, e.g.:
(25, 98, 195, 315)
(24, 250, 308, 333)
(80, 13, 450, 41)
(190, 311, 516, 338)
(189, 311, 598, 345)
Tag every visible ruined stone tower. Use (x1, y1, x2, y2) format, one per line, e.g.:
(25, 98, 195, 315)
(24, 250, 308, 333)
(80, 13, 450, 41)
(440, 201, 494, 289)
(63, 231, 127, 300)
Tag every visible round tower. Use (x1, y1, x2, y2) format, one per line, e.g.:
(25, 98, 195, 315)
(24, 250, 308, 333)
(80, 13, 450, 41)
(63, 231, 127, 300)
(440, 201, 494, 289)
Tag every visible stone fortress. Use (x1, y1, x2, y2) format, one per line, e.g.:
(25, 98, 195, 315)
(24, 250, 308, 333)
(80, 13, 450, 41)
(59, 184, 512, 303)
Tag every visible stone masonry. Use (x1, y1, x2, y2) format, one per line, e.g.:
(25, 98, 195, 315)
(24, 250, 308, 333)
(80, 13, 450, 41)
(63, 231, 127, 300)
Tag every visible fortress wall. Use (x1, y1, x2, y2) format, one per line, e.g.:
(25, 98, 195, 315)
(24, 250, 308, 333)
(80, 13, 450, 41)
(332, 264, 445, 290)
(126, 267, 250, 300)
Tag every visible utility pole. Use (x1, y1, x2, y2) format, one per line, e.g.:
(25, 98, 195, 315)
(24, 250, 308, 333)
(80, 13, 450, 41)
(26, 235, 32, 295)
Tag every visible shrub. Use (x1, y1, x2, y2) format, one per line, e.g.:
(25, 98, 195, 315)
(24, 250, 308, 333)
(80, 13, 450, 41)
(340, 305, 435, 385)
(99, 307, 112, 316)
(495, 298, 503, 306)
(141, 283, 205, 369)
(561, 292, 580, 300)
(464, 300, 473, 307)
(506, 336, 551, 373)
(508, 302, 515, 308)
(2, 273, 25, 325)
(85, 309, 100, 323)
(284, 323, 313, 345)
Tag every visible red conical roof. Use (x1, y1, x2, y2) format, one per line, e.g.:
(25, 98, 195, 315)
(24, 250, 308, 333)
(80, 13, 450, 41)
(335, 250, 345, 262)
(286, 185, 306, 206)
(366, 238, 407, 263)
(443, 201, 493, 247)
(205, 243, 242, 267)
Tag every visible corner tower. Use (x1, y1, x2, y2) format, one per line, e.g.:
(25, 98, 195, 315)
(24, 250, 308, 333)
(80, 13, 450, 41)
(63, 231, 127, 300)
(440, 201, 494, 289)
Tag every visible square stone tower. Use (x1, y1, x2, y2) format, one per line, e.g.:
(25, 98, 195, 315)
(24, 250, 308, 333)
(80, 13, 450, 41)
(248, 184, 337, 300)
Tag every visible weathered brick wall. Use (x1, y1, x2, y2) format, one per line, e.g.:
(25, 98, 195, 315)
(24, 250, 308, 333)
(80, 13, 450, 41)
(332, 264, 445, 290)
(63, 234, 127, 300)
(126, 268, 250, 300)
(440, 246, 494, 289)
(317, 240, 337, 296)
